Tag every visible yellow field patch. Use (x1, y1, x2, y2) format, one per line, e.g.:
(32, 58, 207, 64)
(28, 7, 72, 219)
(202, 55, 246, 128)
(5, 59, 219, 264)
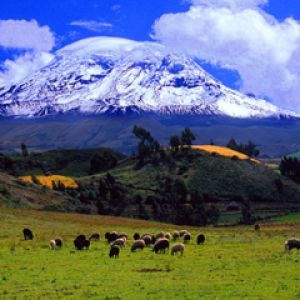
(20, 175, 78, 189)
(191, 145, 260, 163)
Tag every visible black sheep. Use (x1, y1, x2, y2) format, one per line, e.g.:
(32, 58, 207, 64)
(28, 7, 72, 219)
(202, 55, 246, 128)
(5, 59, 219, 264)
(23, 228, 34, 240)
(89, 233, 100, 241)
(109, 245, 120, 258)
(74, 235, 87, 250)
(55, 238, 63, 248)
(83, 239, 90, 249)
(197, 234, 205, 245)
(153, 238, 169, 254)
(133, 233, 140, 240)
(105, 232, 118, 243)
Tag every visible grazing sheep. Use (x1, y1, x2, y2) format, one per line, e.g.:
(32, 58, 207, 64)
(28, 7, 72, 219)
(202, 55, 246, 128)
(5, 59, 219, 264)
(173, 231, 180, 241)
(131, 240, 146, 252)
(142, 235, 152, 247)
(83, 240, 90, 250)
(23, 228, 34, 240)
(171, 243, 185, 256)
(74, 235, 87, 250)
(105, 232, 118, 243)
(117, 233, 128, 240)
(254, 224, 261, 231)
(179, 230, 188, 237)
(54, 238, 63, 248)
(111, 238, 126, 248)
(89, 233, 100, 241)
(183, 233, 191, 244)
(153, 238, 170, 254)
(285, 239, 300, 251)
(133, 233, 140, 240)
(50, 240, 56, 250)
(164, 232, 171, 240)
(76, 235, 86, 242)
(155, 231, 165, 239)
(141, 233, 152, 239)
(197, 234, 205, 245)
(109, 246, 120, 258)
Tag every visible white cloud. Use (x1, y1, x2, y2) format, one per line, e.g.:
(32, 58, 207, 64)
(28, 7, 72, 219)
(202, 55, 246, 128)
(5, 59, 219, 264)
(153, 0, 300, 112)
(0, 52, 54, 87)
(0, 19, 55, 52)
(0, 19, 55, 87)
(69, 20, 113, 33)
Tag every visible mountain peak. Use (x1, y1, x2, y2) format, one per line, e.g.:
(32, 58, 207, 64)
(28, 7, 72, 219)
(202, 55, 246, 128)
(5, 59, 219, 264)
(0, 36, 297, 119)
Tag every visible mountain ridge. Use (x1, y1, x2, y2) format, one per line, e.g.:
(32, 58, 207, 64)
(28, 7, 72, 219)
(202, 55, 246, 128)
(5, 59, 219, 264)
(0, 36, 297, 119)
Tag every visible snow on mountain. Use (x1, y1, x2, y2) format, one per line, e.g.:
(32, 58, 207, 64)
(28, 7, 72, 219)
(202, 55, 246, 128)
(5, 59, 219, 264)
(0, 36, 296, 119)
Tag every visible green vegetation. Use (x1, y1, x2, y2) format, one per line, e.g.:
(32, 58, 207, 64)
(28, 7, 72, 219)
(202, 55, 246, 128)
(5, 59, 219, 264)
(1, 208, 300, 299)
(227, 138, 260, 158)
(0, 148, 124, 177)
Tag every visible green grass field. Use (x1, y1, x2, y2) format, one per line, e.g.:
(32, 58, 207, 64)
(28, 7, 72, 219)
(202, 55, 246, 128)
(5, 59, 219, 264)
(1, 208, 300, 299)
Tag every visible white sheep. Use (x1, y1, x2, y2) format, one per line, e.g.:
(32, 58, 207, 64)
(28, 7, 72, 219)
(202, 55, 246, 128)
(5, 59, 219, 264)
(50, 240, 56, 250)
(111, 238, 126, 248)
(131, 239, 146, 252)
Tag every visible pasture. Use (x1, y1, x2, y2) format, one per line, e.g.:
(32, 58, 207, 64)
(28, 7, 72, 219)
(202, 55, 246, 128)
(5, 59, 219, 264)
(0, 208, 300, 299)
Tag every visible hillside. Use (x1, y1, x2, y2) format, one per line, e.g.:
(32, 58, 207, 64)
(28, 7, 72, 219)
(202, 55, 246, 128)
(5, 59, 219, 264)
(0, 147, 125, 177)
(78, 149, 300, 219)
(0, 172, 76, 211)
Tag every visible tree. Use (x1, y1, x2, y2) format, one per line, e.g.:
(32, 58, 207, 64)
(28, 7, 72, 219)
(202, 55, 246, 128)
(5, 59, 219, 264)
(227, 138, 239, 151)
(280, 156, 300, 183)
(170, 135, 181, 152)
(132, 126, 160, 162)
(181, 128, 196, 147)
(21, 143, 29, 157)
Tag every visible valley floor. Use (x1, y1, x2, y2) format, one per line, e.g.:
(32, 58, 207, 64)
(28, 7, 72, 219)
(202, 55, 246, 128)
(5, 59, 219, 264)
(0, 209, 300, 299)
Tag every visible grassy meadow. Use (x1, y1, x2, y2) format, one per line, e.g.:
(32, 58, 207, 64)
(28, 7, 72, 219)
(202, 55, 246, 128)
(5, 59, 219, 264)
(1, 209, 300, 299)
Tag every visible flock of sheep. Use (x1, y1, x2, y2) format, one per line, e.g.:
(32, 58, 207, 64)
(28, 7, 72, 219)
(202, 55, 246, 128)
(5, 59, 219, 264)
(22, 224, 300, 256)
(22, 228, 205, 258)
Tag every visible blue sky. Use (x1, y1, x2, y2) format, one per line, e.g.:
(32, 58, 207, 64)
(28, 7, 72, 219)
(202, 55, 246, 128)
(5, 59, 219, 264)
(1, 0, 300, 110)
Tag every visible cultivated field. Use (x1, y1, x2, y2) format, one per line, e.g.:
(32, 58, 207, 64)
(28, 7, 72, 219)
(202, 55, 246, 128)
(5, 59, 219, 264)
(0, 208, 300, 299)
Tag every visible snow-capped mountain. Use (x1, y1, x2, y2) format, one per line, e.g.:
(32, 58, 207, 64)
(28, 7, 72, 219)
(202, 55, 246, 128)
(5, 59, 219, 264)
(0, 37, 296, 119)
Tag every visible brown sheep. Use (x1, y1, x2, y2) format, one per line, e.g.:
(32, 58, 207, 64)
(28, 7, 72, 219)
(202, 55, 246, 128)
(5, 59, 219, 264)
(285, 239, 300, 251)
(254, 224, 260, 231)
(171, 243, 185, 256)
(153, 238, 169, 254)
(131, 240, 146, 252)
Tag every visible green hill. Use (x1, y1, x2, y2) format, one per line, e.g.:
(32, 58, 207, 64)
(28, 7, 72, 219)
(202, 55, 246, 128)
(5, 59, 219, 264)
(0, 147, 125, 177)
(77, 149, 300, 222)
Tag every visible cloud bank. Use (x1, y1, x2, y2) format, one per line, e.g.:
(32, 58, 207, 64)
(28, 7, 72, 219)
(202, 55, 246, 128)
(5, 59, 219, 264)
(153, 0, 300, 111)
(0, 20, 55, 88)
